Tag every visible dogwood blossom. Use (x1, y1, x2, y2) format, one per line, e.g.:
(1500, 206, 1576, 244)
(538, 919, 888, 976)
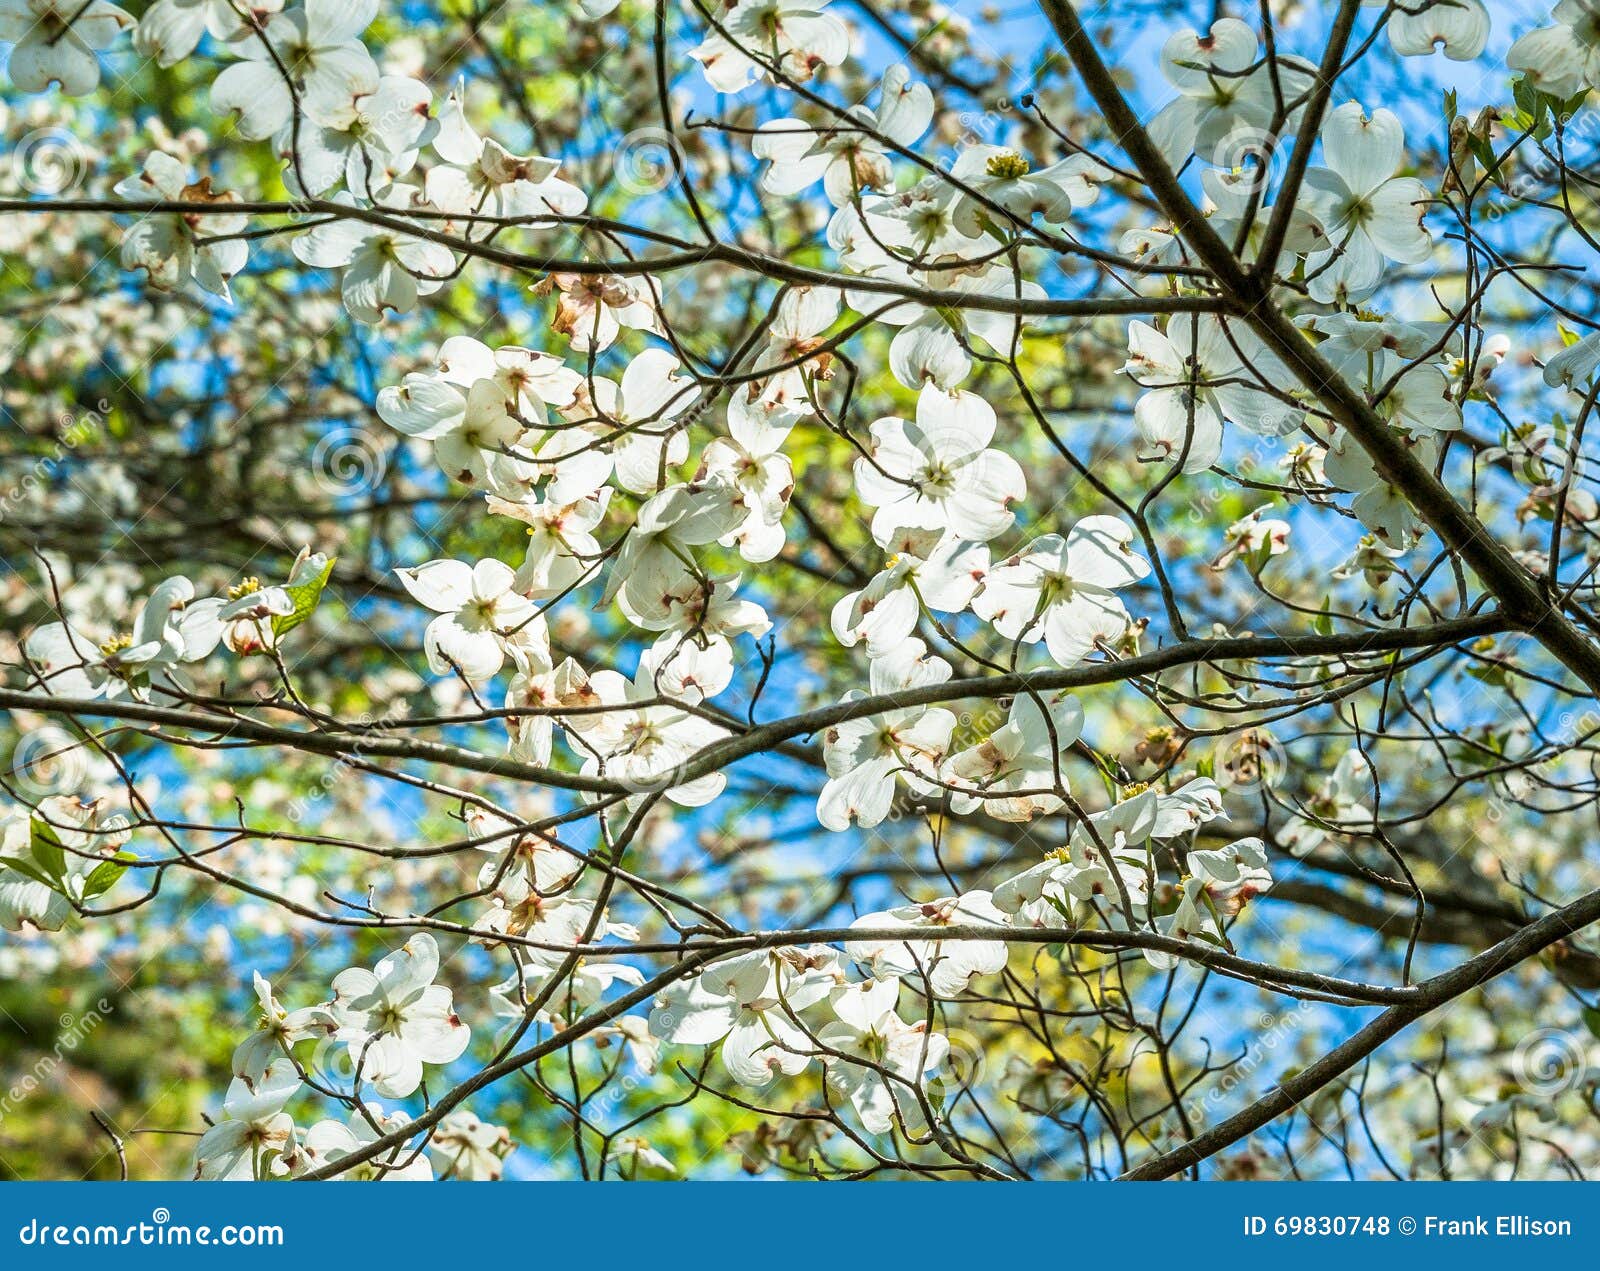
(1301, 104, 1432, 304)
(299, 1109, 433, 1180)
(1508, 0, 1600, 96)
(754, 64, 931, 207)
(1380, 0, 1490, 60)
(1189, 836, 1273, 910)
(698, 399, 796, 562)
(816, 976, 949, 1134)
(427, 81, 584, 227)
(429, 1110, 512, 1180)
(229, 973, 337, 1079)
(330, 933, 471, 1098)
(1147, 18, 1313, 166)
(847, 891, 1010, 997)
(0, 0, 131, 94)
(133, 0, 277, 67)
(689, 0, 849, 93)
(1323, 427, 1441, 542)
(944, 690, 1085, 821)
(973, 516, 1150, 667)
(562, 653, 731, 807)
(192, 1056, 300, 1180)
(1544, 330, 1600, 390)
(587, 347, 698, 494)
(288, 74, 434, 197)
(818, 639, 961, 829)
(831, 527, 987, 658)
(539, 272, 663, 354)
(292, 190, 456, 322)
(210, 0, 377, 140)
(395, 557, 542, 683)
(650, 949, 838, 1085)
(1212, 506, 1290, 571)
(746, 287, 839, 418)
(854, 385, 1025, 543)
(1124, 314, 1303, 471)
(947, 146, 1105, 237)
(0, 797, 130, 930)
(1281, 749, 1377, 854)
(598, 476, 747, 629)
(113, 153, 248, 299)
(378, 336, 585, 493)
(24, 575, 224, 701)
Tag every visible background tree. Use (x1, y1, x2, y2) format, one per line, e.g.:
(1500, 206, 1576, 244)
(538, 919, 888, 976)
(2, 0, 1600, 1181)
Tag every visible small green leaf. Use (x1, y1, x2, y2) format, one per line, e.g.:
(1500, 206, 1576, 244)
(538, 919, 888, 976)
(1512, 76, 1541, 125)
(29, 817, 67, 883)
(1582, 1006, 1600, 1040)
(82, 851, 136, 900)
(0, 852, 62, 890)
(272, 554, 336, 639)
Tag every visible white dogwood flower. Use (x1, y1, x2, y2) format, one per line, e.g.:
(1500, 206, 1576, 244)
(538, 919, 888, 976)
(1301, 104, 1432, 304)
(689, 0, 849, 93)
(210, 0, 377, 140)
(1508, 0, 1600, 96)
(330, 933, 471, 1099)
(394, 557, 541, 683)
(113, 153, 248, 300)
(848, 891, 1010, 998)
(974, 517, 1149, 667)
(754, 64, 931, 206)
(854, 384, 1025, 543)
(0, 0, 131, 94)
(818, 638, 962, 830)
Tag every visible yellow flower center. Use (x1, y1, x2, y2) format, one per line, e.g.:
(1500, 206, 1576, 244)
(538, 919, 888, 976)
(985, 152, 1031, 179)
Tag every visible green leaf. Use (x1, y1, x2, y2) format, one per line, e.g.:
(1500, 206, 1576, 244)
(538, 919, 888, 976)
(1314, 598, 1334, 637)
(1443, 89, 1458, 124)
(0, 852, 62, 890)
(1467, 133, 1504, 188)
(1582, 1006, 1600, 1040)
(1512, 76, 1541, 126)
(272, 554, 336, 639)
(82, 851, 136, 900)
(29, 817, 67, 883)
